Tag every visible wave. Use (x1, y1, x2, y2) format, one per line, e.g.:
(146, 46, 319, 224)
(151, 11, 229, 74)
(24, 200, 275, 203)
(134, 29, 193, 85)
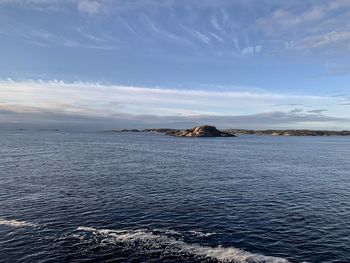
(76, 226, 291, 263)
(189, 230, 215, 237)
(0, 218, 37, 228)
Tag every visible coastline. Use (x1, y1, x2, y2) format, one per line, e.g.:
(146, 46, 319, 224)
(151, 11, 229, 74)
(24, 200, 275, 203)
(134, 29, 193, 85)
(103, 127, 350, 137)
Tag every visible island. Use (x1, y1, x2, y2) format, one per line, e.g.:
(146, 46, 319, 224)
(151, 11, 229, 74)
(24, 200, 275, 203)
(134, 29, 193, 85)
(104, 126, 350, 137)
(223, 129, 350, 136)
(166, 125, 236, 137)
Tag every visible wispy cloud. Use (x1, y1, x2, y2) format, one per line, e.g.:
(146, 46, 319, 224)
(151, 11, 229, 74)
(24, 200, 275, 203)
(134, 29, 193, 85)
(18, 27, 119, 50)
(3, 0, 350, 56)
(255, 1, 350, 54)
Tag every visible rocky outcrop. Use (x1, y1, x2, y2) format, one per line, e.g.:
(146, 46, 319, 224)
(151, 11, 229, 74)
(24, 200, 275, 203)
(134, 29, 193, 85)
(103, 129, 140, 133)
(167, 125, 236, 137)
(142, 128, 177, 133)
(120, 129, 140, 132)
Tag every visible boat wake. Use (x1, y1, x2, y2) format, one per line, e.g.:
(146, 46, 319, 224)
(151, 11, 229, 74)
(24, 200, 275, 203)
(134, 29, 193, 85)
(76, 226, 291, 263)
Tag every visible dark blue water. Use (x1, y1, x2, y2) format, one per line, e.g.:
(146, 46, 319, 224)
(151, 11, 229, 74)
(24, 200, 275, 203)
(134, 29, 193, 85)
(0, 131, 350, 263)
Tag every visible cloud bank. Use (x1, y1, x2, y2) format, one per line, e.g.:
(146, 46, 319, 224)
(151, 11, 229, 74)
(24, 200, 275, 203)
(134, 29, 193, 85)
(0, 79, 349, 130)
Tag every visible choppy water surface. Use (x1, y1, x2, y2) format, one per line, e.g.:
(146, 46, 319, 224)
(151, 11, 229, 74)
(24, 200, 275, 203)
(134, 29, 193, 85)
(0, 131, 350, 263)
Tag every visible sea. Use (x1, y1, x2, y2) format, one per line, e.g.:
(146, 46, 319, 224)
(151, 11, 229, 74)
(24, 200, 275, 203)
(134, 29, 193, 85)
(0, 130, 349, 263)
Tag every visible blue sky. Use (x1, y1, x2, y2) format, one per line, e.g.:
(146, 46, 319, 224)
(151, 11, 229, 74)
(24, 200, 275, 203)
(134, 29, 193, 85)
(1, 0, 350, 129)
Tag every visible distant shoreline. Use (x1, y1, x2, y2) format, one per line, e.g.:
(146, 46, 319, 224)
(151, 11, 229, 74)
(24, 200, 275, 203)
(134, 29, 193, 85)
(103, 127, 350, 137)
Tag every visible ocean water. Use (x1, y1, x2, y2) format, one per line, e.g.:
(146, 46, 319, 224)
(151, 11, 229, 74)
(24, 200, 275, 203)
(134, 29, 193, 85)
(0, 131, 350, 263)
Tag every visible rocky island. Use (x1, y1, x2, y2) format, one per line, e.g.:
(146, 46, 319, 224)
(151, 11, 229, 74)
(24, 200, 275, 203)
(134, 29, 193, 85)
(166, 125, 236, 137)
(223, 129, 350, 136)
(105, 127, 350, 137)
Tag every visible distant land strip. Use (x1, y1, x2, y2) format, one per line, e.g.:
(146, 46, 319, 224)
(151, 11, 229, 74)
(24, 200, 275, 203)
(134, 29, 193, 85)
(104, 126, 350, 137)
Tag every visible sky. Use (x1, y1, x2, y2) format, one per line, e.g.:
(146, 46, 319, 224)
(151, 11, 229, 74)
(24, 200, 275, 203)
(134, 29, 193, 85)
(1, 0, 350, 130)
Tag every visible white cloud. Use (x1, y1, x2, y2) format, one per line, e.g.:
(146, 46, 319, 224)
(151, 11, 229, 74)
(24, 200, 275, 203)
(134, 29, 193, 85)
(242, 45, 261, 55)
(77, 0, 103, 15)
(0, 79, 349, 129)
(0, 79, 348, 126)
(296, 31, 350, 50)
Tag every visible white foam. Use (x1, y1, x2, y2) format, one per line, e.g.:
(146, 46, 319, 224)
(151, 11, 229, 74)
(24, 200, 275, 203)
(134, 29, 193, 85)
(0, 218, 36, 228)
(76, 226, 291, 263)
(77, 226, 97, 232)
(189, 230, 215, 237)
(153, 228, 182, 235)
